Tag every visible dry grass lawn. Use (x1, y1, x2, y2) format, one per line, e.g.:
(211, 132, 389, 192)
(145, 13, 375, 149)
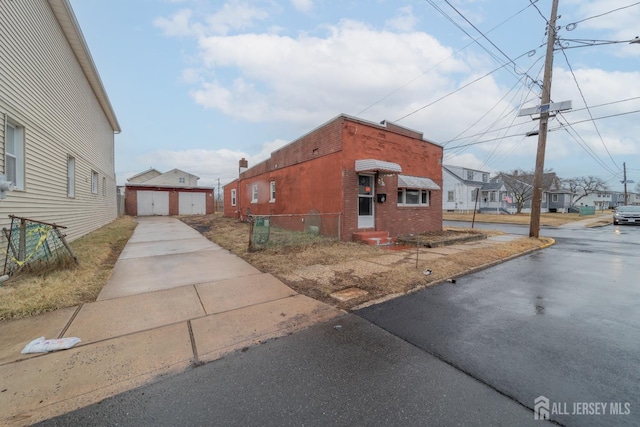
(443, 212, 586, 226)
(0, 217, 137, 320)
(181, 215, 553, 310)
(1, 212, 564, 320)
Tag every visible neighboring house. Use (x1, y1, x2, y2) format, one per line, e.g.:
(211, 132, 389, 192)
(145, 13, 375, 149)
(124, 168, 214, 216)
(495, 171, 572, 213)
(581, 191, 626, 209)
(628, 192, 640, 206)
(0, 0, 120, 242)
(128, 168, 199, 187)
(442, 165, 500, 213)
(224, 114, 443, 242)
(127, 168, 162, 184)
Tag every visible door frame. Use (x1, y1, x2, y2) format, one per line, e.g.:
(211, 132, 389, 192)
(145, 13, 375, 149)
(357, 174, 375, 229)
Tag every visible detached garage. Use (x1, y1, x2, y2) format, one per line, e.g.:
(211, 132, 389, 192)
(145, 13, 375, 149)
(125, 184, 215, 216)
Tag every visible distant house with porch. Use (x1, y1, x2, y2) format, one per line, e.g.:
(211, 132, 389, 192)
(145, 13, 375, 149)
(224, 114, 443, 244)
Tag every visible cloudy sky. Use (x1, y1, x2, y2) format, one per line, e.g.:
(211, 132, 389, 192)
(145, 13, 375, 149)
(69, 0, 640, 191)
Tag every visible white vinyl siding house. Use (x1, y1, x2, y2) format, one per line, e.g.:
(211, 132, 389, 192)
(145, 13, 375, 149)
(0, 0, 120, 242)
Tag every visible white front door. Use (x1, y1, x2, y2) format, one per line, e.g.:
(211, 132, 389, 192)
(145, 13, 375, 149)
(358, 174, 374, 228)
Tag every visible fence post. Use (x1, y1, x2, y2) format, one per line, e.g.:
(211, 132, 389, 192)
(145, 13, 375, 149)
(18, 218, 26, 262)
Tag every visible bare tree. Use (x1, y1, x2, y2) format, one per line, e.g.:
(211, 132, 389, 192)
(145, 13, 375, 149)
(495, 169, 535, 214)
(563, 176, 609, 207)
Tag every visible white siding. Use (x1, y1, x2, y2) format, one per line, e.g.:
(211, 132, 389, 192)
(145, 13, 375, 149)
(145, 169, 199, 187)
(0, 1, 117, 241)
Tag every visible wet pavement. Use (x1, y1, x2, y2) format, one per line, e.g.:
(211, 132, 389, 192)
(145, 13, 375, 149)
(37, 315, 547, 427)
(358, 224, 640, 426)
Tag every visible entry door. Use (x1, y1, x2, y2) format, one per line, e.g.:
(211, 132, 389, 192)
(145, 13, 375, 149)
(358, 174, 374, 228)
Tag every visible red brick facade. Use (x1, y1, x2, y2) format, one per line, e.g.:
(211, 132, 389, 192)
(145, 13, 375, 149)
(223, 115, 443, 240)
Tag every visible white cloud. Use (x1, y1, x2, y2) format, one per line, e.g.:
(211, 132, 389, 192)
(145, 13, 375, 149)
(204, 1, 269, 35)
(154, 9, 194, 37)
(291, 0, 314, 13)
(188, 19, 467, 129)
(385, 6, 417, 32)
(134, 138, 290, 187)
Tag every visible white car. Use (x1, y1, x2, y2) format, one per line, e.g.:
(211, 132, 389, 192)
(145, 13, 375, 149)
(613, 205, 640, 225)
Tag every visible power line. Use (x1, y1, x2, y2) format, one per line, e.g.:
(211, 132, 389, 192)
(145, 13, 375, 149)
(443, 108, 640, 150)
(559, 46, 621, 172)
(567, 1, 640, 26)
(355, 0, 541, 116)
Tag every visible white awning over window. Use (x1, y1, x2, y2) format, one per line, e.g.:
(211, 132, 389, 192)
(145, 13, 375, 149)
(355, 159, 402, 173)
(398, 174, 440, 190)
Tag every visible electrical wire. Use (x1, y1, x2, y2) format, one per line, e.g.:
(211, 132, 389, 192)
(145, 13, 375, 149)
(559, 46, 622, 173)
(567, 1, 640, 26)
(356, 0, 542, 116)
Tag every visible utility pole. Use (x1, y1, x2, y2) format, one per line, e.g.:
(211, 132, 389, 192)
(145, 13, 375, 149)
(529, 0, 559, 238)
(623, 162, 627, 206)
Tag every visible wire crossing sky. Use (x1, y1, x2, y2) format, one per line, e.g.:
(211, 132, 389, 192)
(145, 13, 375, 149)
(70, 0, 640, 190)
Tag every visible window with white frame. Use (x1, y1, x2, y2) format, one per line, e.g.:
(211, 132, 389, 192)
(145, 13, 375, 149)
(91, 171, 98, 194)
(179, 177, 185, 184)
(269, 181, 276, 202)
(251, 184, 258, 203)
(482, 173, 488, 182)
(398, 188, 430, 206)
(67, 156, 75, 197)
(490, 192, 496, 202)
(466, 170, 473, 180)
(447, 191, 454, 202)
(5, 120, 25, 190)
(542, 193, 547, 202)
(231, 189, 237, 206)
(552, 194, 558, 202)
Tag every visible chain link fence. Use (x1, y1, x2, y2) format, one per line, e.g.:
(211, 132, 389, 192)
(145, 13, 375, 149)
(2, 215, 78, 276)
(249, 212, 341, 251)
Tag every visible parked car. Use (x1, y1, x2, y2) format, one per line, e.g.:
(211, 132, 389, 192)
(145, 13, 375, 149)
(613, 205, 640, 225)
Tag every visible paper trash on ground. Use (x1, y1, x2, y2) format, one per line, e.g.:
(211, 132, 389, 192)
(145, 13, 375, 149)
(21, 336, 81, 354)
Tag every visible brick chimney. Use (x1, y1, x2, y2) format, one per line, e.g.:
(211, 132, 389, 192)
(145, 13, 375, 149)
(239, 158, 248, 175)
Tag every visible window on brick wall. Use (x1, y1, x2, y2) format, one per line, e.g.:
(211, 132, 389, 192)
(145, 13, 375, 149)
(398, 189, 429, 206)
(269, 181, 276, 202)
(231, 189, 237, 206)
(251, 184, 258, 203)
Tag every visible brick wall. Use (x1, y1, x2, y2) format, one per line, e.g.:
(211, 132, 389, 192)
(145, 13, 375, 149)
(225, 114, 443, 240)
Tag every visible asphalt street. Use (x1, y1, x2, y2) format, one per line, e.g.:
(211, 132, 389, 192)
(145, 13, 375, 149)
(38, 314, 544, 426)
(359, 224, 640, 427)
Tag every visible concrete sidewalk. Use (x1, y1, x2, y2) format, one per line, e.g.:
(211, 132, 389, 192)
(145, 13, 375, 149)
(0, 217, 342, 426)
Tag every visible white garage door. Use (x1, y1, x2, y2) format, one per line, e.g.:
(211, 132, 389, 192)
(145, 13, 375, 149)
(137, 191, 170, 216)
(179, 192, 206, 215)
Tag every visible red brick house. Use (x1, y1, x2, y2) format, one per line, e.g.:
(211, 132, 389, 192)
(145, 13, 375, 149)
(223, 114, 443, 243)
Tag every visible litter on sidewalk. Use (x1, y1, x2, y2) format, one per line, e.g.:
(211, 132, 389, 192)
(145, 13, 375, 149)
(21, 336, 81, 354)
